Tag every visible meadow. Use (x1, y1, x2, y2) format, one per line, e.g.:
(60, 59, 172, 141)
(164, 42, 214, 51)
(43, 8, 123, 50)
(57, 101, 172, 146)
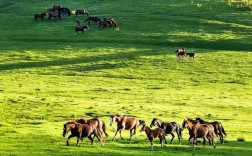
(0, 0, 252, 155)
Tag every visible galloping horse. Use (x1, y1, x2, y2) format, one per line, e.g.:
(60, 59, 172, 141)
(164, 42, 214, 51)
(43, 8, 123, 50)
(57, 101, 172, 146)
(195, 117, 226, 144)
(75, 118, 109, 137)
(75, 25, 89, 35)
(110, 114, 145, 141)
(34, 12, 47, 21)
(62, 123, 104, 146)
(140, 124, 166, 148)
(84, 16, 101, 25)
(182, 118, 216, 148)
(75, 9, 89, 16)
(150, 118, 182, 144)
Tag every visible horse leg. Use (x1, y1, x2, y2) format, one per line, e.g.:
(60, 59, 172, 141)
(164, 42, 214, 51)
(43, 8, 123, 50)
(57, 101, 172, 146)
(88, 135, 94, 145)
(159, 136, 164, 148)
(76, 136, 82, 146)
(176, 128, 181, 144)
(66, 134, 75, 146)
(203, 137, 206, 147)
(129, 129, 133, 140)
(112, 128, 120, 141)
(170, 133, 175, 144)
(119, 129, 124, 140)
(149, 137, 155, 148)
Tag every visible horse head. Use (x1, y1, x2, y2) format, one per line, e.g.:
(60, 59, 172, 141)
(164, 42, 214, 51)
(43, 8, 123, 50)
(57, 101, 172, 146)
(62, 123, 75, 137)
(150, 118, 161, 128)
(140, 123, 146, 132)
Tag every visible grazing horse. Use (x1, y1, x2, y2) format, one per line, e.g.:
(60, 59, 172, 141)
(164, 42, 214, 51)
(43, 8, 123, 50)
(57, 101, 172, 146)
(73, 19, 81, 26)
(48, 12, 61, 20)
(195, 117, 226, 144)
(175, 48, 186, 59)
(84, 16, 101, 25)
(140, 124, 166, 148)
(182, 119, 216, 148)
(34, 12, 47, 22)
(150, 118, 182, 144)
(75, 25, 89, 35)
(110, 114, 145, 141)
(185, 52, 195, 59)
(75, 9, 89, 16)
(62, 123, 103, 146)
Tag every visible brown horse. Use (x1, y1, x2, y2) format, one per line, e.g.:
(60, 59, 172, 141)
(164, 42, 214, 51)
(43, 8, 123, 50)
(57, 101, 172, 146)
(182, 118, 216, 148)
(75, 9, 89, 16)
(99, 18, 117, 28)
(195, 117, 226, 144)
(140, 124, 166, 148)
(34, 12, 47, 21)
(175, 48, 186, 59)
(150, 118, 182, 144)
(75, 25, 89, 35)
(62, 123, 103, 146)
(110, 114, 145, 141)
(48, 12, 61, 20)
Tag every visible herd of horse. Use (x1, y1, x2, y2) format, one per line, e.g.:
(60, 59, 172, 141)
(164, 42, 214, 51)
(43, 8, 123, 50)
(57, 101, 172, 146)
(34, 5, 118, 35)
(63, 114, 227, 149)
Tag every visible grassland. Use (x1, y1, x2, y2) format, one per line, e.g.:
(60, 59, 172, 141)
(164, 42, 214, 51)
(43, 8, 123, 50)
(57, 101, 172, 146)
(0, 0, 252, 155)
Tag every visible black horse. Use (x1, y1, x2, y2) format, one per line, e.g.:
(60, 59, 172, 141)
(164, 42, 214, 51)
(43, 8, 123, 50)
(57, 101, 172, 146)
(195, 117, 227, 144)
(150, 118, 182, 144)
(84, 16, 101, 25)
(75, 25, 89, 35)
(34, 12, 47, 21)
(57, 7, 71, 16)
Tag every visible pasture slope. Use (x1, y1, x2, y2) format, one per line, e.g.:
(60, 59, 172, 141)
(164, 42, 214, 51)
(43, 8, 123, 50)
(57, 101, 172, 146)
(0, 0, 252, 155)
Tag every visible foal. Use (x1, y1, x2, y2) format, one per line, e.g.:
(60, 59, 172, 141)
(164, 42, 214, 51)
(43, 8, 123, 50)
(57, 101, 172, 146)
(140, 124, 166, 148)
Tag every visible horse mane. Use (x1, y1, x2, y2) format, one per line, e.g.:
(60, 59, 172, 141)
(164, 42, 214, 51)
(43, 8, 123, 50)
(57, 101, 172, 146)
(195, 117, 207, 123)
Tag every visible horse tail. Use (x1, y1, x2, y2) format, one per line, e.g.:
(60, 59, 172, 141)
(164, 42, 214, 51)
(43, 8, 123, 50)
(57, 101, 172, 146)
(102, 120, 109, 137)
(86, 10, 89, 16)
(221, 123, 227, 136)
(34, 15, 37, 21)
(91, 123, 104, 145)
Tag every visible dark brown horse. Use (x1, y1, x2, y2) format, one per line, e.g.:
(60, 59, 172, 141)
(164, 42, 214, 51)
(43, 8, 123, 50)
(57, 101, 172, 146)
(62, 122, 103, 146)
(195, 117, 226, 144)
(99, 18, 117, 28)
(182, 118, 216, 148)
(140, 124, 166, 148)
(75, 25, 89, 35)
(75, 9, 89, 16)
(74, 118, 109, 137)
(150, 118, 182, 144)
(48, 12, 61, 20)
(34, 12, 47, 21)
(175, 48, 186, 59)
(84, 16, 101, 25)
(110, 114, 145, 141)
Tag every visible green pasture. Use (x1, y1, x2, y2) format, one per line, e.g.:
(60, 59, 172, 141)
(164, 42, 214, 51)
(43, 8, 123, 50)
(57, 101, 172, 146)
(0, 0, 252, 155)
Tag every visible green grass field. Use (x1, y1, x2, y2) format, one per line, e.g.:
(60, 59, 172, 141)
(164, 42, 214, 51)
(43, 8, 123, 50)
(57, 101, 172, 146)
(0, 0, 252, 155)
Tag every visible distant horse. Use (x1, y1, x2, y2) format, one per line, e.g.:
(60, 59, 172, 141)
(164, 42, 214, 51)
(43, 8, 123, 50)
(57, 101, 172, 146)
(34, 12, 47, 21)
(195, 117, 226, 144)
(150, 118, 182, 144)
(48, 12, 61, 20)
(75, 25, 89, 35)
(99, 18, 117, 28)
(58, 7, 71, 16)
(110, 114, 145, 141)
(185, 52, 195, 59)
(73, 19, 81, 26)
(140, 124, 166, 148)
(182, 118, 216, 148)
(62, 122, 103, 146)
(175, 48, 186, 59)
(75, 9, 89, 16)
(84, 16, 101, 25)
